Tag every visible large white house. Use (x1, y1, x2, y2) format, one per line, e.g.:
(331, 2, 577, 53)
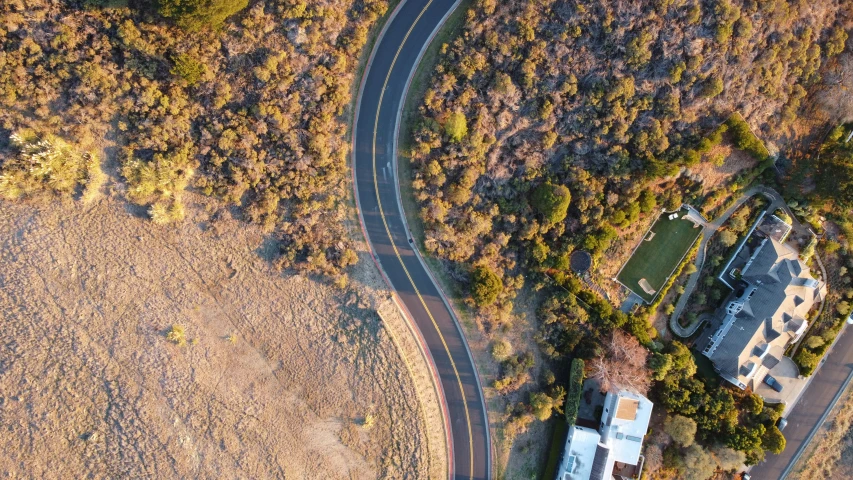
(557, 391, 653, 480)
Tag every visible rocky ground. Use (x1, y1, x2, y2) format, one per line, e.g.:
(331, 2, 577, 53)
(0, 191, 442, 479)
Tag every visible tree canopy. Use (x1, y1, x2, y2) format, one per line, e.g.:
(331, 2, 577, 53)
(665, 414, 697, 447)
(158, 0, 249, 30)
(444, 111, 468, 142)
(471, 265, 503, 306)
(815, 124, 853, 210)
(530, 182, 572, 224)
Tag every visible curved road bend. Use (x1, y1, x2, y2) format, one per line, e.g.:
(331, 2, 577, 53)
(352, 1, 491, 479)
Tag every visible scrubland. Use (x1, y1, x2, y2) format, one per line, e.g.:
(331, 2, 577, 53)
(0, 192, 443, 479)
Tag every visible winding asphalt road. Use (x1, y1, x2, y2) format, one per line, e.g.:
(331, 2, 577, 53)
(351, 1, 491, 479)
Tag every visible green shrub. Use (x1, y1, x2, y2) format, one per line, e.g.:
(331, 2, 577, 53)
(170, 53, 206, 85)
(794, 348, 820, 376)
(826, 26, 848, 57)
(669, 61, 686, 83)
(719, 229, 738, 247)
(491, 339, 512, 361)
(530, 182, 571, 224)
(166, 324, 187, 346)
(700, 76, 724, 98)
(725, 113, 771, 161)
(664, 414, 697, 447)
(761, 425, 786, 454)
(649, 352, 673, 380)
(804, 335, 824, 350)
(564, 358, 584, 425)
(122, 145, 195, 224)
(531, 386, 566, 421)
(471, 265, 503, 306)
(444, 111, 468, 142)
(638, 189, 657, 213)
(158, 0, 249, 30)
(1, 131, 95, 199)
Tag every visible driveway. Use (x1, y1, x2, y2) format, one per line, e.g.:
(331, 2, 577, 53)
(669, 186, 820, 338)
(755, 357, 808, 411)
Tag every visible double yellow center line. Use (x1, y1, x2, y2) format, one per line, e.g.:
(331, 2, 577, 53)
(369, 1, 475, 478)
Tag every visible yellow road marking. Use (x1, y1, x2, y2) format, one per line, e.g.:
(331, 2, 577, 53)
(370, 2, 475, 478)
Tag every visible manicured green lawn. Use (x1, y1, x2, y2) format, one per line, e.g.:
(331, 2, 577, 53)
(617, 208, 702, 303)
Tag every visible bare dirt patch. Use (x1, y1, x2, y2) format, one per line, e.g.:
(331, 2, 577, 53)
(689, 146, 758, 197)
(0, 193, 443, 479)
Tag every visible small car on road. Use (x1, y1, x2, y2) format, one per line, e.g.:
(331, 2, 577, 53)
(764, 375, 783, 392)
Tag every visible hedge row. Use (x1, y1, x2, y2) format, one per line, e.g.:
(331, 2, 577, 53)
(565, 358, 585, 426)
(795, 314, 845, 376)
(725, 112, 772, 162)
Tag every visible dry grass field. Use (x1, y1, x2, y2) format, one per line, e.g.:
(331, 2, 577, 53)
(0, 192, 444, 479)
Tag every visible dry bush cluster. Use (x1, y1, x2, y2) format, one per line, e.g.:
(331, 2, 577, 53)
(0, 0, 388, 279)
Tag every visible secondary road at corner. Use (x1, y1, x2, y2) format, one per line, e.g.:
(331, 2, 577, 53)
(749, 322, 853, 479)
(351, 1, 491, 479)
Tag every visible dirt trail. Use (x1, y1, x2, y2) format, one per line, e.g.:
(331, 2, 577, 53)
(0, 193, 442, 479)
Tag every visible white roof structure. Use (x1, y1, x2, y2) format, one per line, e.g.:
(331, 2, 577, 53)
(557, 391, 653, 480)
(599, 391, 653, 466)
(558, 426, 603, 480)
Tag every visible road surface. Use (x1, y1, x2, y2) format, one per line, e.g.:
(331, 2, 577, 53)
(351, 1, 491, 479)
(749, 321, 853, 479)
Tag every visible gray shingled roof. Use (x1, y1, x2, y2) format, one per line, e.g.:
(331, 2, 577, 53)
(590, 445, 611, 480)
(708, 238, 823, 384)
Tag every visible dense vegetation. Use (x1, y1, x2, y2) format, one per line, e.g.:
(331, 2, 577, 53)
(789, 124, 853, 375)
(814, 124, 853, 214)
(408, 0, 850, 328)
(159, 0, 250, 30)
(0, 131, 103, 202)
(653, 340, 787, 468)
(0, 0, 388, 280)
(405, 0, 851, 472)
(563, 358, 584, 425)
